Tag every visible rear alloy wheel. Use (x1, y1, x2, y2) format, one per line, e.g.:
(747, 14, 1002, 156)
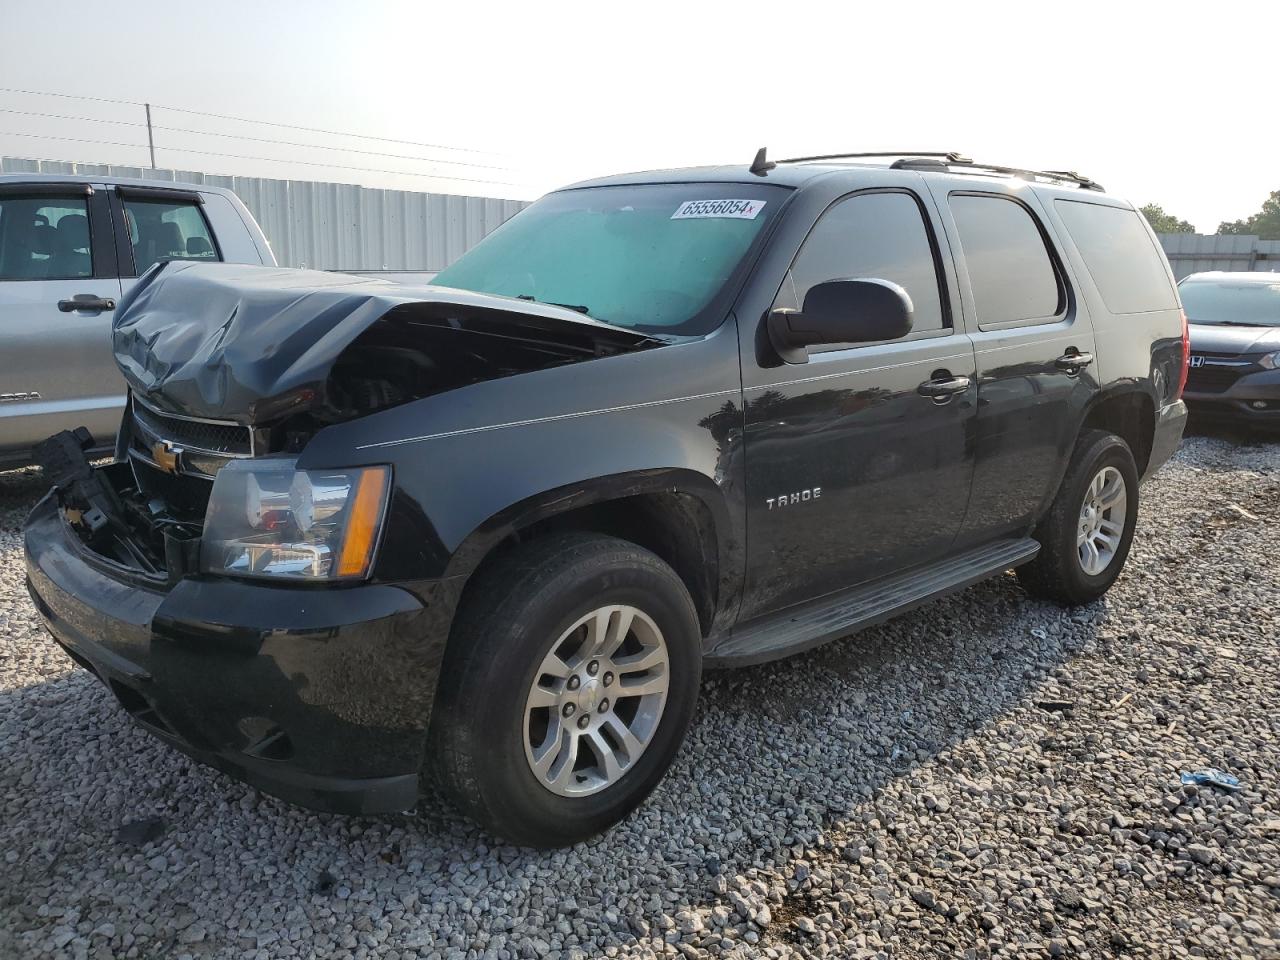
(431, 533, 701, 847)
(1018, 429, 1140, 605)
(1076, 465, 1128, 576)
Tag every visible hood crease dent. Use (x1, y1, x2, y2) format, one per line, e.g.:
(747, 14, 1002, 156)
(113, 261, 657, 424)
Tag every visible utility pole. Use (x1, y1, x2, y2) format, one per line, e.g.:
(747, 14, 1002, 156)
(145, 103, 156, 168)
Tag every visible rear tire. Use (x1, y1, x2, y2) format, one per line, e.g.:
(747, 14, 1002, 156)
(1017, 429, 1140, 605)
(429, 532, 702, 847)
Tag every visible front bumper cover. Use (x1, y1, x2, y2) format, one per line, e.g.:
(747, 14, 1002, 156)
(1184, 367, 1280, 425)
(24, 493, 451, 815)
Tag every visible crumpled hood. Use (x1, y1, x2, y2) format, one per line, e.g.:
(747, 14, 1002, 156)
(113, 261, 654, 423)
(1188, 323, 1280, 356)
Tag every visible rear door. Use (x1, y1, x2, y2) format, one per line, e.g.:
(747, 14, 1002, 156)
(924, 180, 1098, 546)
(0, 182, 124, 456)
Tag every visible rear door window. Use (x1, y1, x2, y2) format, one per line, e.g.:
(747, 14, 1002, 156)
(121, 197, 220, 273)
(778, 190, 947, 338)
(1055, 200, 1178, 314)
(950, 194, 1063, 326)
(0, 194, 94, 280)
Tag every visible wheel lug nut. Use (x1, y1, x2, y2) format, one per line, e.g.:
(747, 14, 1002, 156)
(576, 714, 590, 730)
(567, 676, 580, 690)
(603, 672, 614, 686)
(598, 699, 609, 713)
(587, 661, 600, 676)
(562, 703, 576, 717)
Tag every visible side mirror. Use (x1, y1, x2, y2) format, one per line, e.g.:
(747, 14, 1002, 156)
(767, 278, 914, 363)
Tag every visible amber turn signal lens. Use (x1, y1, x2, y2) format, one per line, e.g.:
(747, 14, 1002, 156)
(336, 465, 391, 578)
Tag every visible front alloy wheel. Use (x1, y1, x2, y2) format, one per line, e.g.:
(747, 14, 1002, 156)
(431, 533, 701, 848)
(524, 605, 670, 797)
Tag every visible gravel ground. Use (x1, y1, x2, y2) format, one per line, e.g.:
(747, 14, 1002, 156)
(1, 431, 1277, 960)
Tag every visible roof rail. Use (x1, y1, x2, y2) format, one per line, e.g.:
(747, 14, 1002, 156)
(776, 150, 971, 165)
(767, 150, 1104, 192)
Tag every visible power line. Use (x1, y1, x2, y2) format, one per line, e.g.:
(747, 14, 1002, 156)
(152, 103, 501, 156)
(0, 87, 524, 187)
(0, 106, 511, 173)
(0, 130, 149, 152)
(0, 152, 155, 170)
(150, 124, 511, 171)
(0, 86, 503, 157)
(0, 86, 141, 108)
(156, 145, 524, 187)
(0, 130, 522, 185)
(0, 129, 520, 186)
(0, 107, 148, 128)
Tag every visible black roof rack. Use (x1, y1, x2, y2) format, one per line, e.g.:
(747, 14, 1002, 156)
(776, 151, 972, 164)
(763, 149, 1104, 192)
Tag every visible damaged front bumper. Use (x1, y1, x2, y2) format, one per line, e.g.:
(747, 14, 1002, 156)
(24, 491, 446, 815)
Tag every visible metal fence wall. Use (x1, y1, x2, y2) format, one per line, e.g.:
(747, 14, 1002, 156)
(1157, 233, 1280, 280)
(0, 156, 529, 271)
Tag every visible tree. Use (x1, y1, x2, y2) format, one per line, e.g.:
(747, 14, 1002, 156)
(1217, 190, 1280, 240)
(1139, 203, 1195, 234)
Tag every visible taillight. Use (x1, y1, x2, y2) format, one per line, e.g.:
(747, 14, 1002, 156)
(1175, 309, 1190, 400)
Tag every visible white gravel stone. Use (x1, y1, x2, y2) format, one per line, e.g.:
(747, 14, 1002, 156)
(2, 432, 1278, 959)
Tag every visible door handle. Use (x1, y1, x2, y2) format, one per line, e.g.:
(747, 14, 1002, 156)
(57, 295, 116, 313)
(1054, 351, 1093, 373)
(917, 375, 971, 400)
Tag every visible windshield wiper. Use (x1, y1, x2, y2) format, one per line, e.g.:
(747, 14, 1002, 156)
(516, 294, 590, 315)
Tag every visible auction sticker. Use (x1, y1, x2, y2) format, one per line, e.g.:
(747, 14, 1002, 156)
(671, 199, 766, 220)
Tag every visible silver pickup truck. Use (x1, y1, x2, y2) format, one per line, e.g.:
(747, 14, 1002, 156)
(0, 174, 275, 468)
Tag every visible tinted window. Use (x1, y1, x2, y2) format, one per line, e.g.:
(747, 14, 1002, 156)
(122, 198, 220, 273)
(432, 183, 786, 334)
(1178, 277, 1280, 327)
(1056, 200, 1177, 314)
(779, 191, 945, 334)
(0, 194, 93, 280)
(950, 194, 1061, 325)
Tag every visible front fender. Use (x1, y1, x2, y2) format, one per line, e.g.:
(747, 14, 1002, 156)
(297, 323, 746, 612)
(441, 465, 737, 606)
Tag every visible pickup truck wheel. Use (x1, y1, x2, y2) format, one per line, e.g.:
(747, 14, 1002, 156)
(1017, 429, 1140, 605)
(430, 533, 701, 847)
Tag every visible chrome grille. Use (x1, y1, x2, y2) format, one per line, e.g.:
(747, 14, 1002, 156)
(129, 398, 253, 479)
(132, 402, 252, 456)
(1185, 355, 1254, 395)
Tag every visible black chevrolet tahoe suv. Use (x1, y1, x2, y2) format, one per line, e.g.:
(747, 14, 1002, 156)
(24, 151, 1188, 847)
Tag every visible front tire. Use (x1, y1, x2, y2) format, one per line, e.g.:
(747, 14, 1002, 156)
(430, 533, 702, 847)
(1017, 429, 1140, 605)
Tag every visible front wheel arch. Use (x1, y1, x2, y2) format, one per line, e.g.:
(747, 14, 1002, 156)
(440, 469, 738, 635)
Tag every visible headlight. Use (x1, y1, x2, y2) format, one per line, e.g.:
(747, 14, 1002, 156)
(200, 459, 391, 580)
(1259, 351, 1280, 370)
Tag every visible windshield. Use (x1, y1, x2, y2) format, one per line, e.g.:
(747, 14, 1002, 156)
(1179, 277, 1280, 327)
(430, 183, 788, 335)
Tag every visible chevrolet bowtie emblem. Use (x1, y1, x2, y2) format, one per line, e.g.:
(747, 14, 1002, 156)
(152, 440, 182, 472)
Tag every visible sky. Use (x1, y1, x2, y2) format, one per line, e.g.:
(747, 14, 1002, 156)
(2, 0, 1277, 233)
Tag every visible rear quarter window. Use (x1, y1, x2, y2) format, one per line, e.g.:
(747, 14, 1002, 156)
(1054, 200, 1178, 314)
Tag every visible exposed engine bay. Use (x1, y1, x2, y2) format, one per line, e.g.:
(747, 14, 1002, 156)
(271, 301, 660, 449)
(43, 262, 664, 578)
